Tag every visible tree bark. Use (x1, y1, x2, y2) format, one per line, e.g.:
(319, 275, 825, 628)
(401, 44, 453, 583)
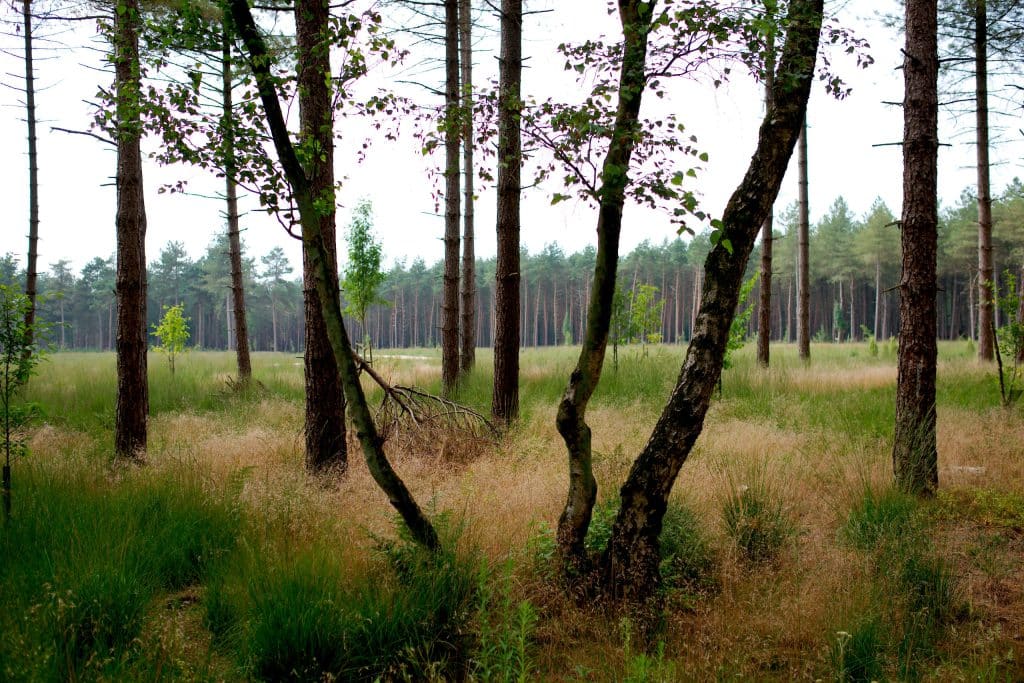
(757, 1, 776, 368)
(441, 0, 462, 395)
(491, 0, 522, 424)
(223, 20, 252, 383)
(797, 118, 811, 359)
(555, 0, 655, 574)
(114, 0, 148, 460)
(459, 0, 476, 377)
(893, 0, 939, 496)
(231, 0, 438, 549)
(600, 0, 823, 602)
(296, 0, 346, 473)
(975, 0, 995, 362)
(22, 0, 39, 355)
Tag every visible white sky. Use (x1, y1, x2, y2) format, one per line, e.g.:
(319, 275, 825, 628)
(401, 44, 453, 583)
(1, 1, 1022, 276)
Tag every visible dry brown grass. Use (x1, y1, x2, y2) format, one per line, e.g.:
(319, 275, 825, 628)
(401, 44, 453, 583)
(22, 347, 1024, 680)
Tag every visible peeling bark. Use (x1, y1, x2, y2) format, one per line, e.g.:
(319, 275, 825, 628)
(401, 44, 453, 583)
(556, 0, 654, 575)
(600, 0, 824, 602)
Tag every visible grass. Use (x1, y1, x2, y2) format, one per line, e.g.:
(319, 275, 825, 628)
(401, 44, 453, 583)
(3, 340, 1023, 680)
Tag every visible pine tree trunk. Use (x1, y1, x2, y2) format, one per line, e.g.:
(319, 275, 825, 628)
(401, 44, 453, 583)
(757, 5, 775, 367)
(458, 0, 476, 376)
(797, 119, 811, 359)
(491, 0, 522, 419)
(975, 0, 995, 361)
(22, 0, 39, 354)
(893, 0, 939, 496)
(441, 0, 462, 395)
(296, 0, 346, 473)
(114, 0, 148, 460)
(223, 21, 252, 382)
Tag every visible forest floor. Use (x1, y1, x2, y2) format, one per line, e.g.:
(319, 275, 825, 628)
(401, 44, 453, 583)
(2, 342, 1023, 681)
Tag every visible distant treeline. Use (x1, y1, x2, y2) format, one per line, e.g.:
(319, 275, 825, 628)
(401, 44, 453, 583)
(4, 185, 1022, 353)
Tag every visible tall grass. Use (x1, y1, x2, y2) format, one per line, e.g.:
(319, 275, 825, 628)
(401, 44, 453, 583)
(0, 461, 240, 680)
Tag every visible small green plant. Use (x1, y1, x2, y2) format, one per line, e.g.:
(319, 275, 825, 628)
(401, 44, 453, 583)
(721, 474, 793, 564)
(829, 617, 885, 683)
(990, 270, 1024, 407)
(472, 562, 537, 683)
(0, 285, 48, 520)
(610, 283, 636, 372)
(723, 274, 757, 373)
(342, 198, 387, 364)
(620, 619, 676, 683)
(841, 487, 919, 552)
(860, 324, 878, 358)
(630, 283, 665, 358)
(152, 303, 190, 375)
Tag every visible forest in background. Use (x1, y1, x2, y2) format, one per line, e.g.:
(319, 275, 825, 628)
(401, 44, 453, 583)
(5, 183, 1022, 353)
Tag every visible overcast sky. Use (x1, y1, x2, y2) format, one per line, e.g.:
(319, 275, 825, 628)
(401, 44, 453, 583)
(1, 1, 1022, 277)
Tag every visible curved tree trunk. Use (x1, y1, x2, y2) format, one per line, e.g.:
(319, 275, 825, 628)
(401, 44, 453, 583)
(231, 0, 437, 549)
(491, 0, 522, 425)
(600, 0, 824, 602)
(114, 0, 148, 461)
(556, 0, 655, 575)
(893, 0, 939, 496)
(296, 0, 346, 473)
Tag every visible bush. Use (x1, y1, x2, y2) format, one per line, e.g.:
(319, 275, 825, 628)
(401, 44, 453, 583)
(209, 522, 479, 681)
(841, 487, 919, 552)
(721, 478, 794, 564)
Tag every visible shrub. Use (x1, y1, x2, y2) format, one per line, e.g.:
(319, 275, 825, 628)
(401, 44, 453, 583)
(721, 477, 794, 564)
(829, 616, 885, 683)
(841, 487, 919, 552)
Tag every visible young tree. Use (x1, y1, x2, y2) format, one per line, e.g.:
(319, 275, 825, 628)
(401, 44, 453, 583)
(1, 285, 46, 519)
(261, 246, 292, 352)
(112, 0, 149, 461)
(491, 0, 522, 425)
(893, 0, 939, 495)
(631, 284, 665, 357)
(342, 199, 386, 364)
(152, 304, 189, 375)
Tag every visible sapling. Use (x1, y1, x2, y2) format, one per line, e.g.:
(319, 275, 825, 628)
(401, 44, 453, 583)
(0, 285, 47, 520)
(152, 304, 190, 375)
(991, 271, 1024, 407)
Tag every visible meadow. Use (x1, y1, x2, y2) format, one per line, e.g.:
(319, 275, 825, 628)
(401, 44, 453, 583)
(2, 341, 1022, 681)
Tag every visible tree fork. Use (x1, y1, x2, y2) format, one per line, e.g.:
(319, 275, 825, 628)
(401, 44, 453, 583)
(600, 0, 824, 602)
(556, 0, 654, 576)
